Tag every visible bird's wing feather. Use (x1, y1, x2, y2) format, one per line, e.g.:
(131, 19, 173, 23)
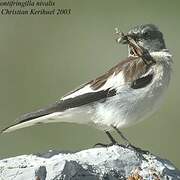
(131, 73, 153, 89)
(1, 56, 154, 133)
(61, 55, 139, 101)
(19, 55, 153, 123)
(1, 88, 117, 133)
(18, 88, 117, 124)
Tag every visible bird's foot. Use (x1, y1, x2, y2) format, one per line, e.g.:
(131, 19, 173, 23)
(93, 142, 126, 148)
(93, 142, 115, 148)
(127, 143, 149, 154)
(126, 143, 149, 161)
(94, 131, 127, 148)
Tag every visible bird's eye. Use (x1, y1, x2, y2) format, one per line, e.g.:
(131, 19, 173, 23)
(143, 31, 151, 39)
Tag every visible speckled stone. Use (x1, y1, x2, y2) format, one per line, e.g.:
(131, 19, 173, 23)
(0, 145, 179, 180)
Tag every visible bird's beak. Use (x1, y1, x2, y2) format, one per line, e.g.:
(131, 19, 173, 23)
(117, 34, 129, 44)
(116, 32, 131, 45)
(116, 32, 139, 56)
(115, 28, 129, 44)
(118, 35, 129, 44)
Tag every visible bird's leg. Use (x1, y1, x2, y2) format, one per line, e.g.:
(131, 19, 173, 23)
(112, 126, 131, 145)
(105, 131, 117, 144)
(94, 131, 117, 147)
(94, 131, 126, 148)
(112, 126, 149, 155)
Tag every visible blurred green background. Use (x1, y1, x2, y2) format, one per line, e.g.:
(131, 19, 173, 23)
(0, 0, 180, 168)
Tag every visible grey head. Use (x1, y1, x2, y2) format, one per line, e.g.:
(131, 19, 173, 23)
(122, 24, 166, 54)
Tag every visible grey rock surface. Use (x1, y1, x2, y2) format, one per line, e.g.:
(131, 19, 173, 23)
(0, 145, 179, 180)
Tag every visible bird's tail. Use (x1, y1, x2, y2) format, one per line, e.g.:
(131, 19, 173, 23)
(1, 112, 62, 134)
(1, 102, 90, 134)
(1, 102, 64, 134)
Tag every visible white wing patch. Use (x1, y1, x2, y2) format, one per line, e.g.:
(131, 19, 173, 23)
(61, 72, 125, 101)
(101, 72, 125, 92)
(62, 84, 95, 100)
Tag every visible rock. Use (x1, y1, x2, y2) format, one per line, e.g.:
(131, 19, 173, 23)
(0, 145, 179, 180)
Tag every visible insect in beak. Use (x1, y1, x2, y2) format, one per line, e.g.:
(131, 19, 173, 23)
(114, 28, 156, 65)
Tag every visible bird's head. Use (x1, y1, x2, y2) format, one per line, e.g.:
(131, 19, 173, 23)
(118, 24, 166, 56)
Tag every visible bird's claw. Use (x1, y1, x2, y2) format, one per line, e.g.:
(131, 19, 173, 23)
(93, 142, 126, 148)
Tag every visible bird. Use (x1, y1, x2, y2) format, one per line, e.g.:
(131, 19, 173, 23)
(1, 24, 173, 147)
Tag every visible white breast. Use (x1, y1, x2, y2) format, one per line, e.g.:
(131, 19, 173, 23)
(92, 50, 172, 131)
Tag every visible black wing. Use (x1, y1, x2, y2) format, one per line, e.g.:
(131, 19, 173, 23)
(131, 73, 154, 89)
(17, 88, 116, 123)
(1, 88, 116, 133)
